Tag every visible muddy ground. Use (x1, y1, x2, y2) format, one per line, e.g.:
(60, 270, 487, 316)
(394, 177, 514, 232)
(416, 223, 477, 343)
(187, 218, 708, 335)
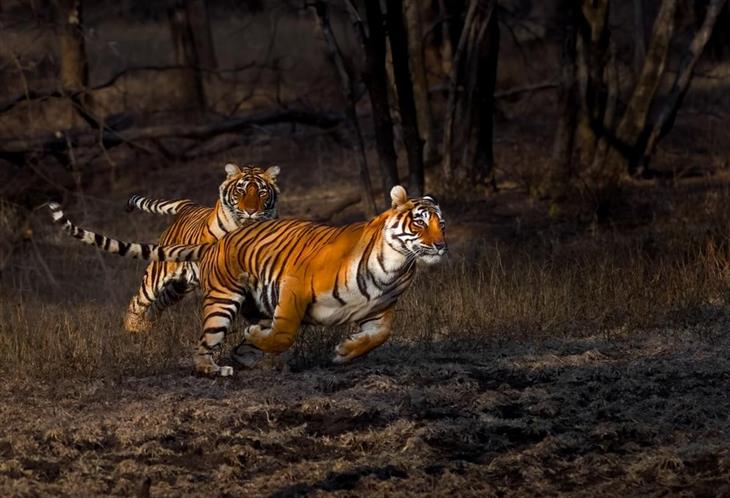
(1, 331, 728, 497)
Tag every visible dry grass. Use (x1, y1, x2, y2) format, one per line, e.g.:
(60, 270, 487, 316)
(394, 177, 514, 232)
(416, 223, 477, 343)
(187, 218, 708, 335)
(3, 181, 730, 379)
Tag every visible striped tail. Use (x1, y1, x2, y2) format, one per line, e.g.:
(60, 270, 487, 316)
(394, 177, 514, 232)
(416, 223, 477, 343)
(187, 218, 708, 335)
(48, 202, 208, 262)
(125, 194, 194, 215)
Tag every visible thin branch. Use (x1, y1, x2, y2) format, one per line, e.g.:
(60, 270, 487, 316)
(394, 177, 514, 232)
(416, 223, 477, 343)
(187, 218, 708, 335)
(0, 109, 344, 156)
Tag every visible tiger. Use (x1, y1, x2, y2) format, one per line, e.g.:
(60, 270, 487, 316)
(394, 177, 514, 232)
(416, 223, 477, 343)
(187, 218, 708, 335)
(122, 163, 280, 334)
(48, 185, 447, 376)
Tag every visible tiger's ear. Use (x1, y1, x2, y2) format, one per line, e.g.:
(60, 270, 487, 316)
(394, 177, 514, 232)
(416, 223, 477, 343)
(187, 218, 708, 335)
(225, 163, 241, 178)
(423, 194, 438, 205)
(390, 185, 409, 209)
(265, 165, 280, 180)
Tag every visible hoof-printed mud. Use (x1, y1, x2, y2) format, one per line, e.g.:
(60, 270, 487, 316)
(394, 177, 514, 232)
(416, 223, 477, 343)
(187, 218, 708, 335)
(1, 332, 729, 497)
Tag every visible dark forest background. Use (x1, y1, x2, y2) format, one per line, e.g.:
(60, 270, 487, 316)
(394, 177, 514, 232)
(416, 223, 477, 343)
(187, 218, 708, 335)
(1, 0, 728, 218)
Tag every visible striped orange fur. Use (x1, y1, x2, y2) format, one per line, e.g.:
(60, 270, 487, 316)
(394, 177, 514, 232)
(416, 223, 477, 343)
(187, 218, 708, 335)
(49, 186, 446, 376)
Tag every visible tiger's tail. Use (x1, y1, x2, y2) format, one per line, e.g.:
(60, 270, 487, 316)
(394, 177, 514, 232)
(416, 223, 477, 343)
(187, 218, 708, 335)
(48, 202, 209, 262)
(126, 194, 194, 215)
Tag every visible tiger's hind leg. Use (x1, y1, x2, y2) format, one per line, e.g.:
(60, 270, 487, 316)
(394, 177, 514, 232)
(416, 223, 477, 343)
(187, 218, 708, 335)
(124, 262, 196, 333)
(332, 307, 395, 364)
(195, 290, 246, 377)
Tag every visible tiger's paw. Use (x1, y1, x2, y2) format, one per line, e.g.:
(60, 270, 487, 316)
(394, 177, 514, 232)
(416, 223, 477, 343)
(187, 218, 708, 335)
(193, 364, 234, 377)
(244, 324, 262, 341)
(332, 351, 353, 365)
(194, 353, 233, 377)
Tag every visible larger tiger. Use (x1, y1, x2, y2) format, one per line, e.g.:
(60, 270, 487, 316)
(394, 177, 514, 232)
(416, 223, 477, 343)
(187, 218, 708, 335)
(123, 163, 280, 333)
(48, 186, 446, 376)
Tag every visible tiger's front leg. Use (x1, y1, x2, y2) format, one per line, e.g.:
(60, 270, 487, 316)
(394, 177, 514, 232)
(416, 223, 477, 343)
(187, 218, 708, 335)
(333, 307, 395, 364)
(194, 291, 246, 377)
(244, 285, 305, 355)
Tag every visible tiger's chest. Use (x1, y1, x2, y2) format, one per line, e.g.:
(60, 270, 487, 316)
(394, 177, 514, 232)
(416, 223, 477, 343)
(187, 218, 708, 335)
(307, 263, 414, 326)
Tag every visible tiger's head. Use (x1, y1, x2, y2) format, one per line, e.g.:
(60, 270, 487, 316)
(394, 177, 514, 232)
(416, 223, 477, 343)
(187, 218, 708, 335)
(219, 163, 280, 223)
(384, 185, 447, 265)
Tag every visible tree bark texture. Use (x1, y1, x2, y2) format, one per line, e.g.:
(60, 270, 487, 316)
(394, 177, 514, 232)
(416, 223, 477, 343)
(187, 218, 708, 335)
(547, 0, 579, 195)
(642, 0, 727, 167)
(168, 0, 206, 113)
(54, 0, 87, 93)
(386, 0, 425, 196)
(185, 0, 217, 71)
(442, 0, 499, 186)
(611, 0, 677, 176)
(575, 0, 609, 173)
(313, 1, 377, 216)
(633, 0, 647, 73)
(404, 0, 435, 164)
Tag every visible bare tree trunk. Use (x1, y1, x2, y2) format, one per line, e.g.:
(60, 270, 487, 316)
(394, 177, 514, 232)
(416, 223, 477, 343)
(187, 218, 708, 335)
(437, 0, 454, 76)
(313, 1, 377, 216)
(54, 0, 87, 93)
(633, 0, 647, 73)
(642, 0, 727, 166)
(404, 0, 435, 165)
(168, 0, 206, 113)
(442, 0, 499, 186)
(575, 0, 609, 172)
(547, 0, 579, 195)
(185, 0, 217, 71)
(344, 0, 399, 209)
(386, 0, 425, 196)
(52, 0, 96, 155)
(611, 0, 678, 176)
(589, 44, 619, 174)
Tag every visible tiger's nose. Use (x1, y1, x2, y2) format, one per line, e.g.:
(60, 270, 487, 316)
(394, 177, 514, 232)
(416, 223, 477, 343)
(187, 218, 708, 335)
(434, 241, 447, 251)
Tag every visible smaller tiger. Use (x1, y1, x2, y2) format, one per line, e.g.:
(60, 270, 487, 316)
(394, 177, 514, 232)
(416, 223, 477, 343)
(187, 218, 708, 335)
(123, 163, 280, 333)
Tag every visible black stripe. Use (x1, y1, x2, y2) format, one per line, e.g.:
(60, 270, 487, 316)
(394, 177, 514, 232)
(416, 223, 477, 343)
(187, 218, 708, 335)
(332, 272, 346, 305)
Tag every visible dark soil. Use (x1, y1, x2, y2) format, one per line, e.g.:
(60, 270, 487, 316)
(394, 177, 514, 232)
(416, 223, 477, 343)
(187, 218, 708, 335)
(1, 332, 728, 497)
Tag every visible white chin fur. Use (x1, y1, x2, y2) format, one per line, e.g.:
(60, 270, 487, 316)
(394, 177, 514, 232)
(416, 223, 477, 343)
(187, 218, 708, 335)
(418, 254, 442, 265)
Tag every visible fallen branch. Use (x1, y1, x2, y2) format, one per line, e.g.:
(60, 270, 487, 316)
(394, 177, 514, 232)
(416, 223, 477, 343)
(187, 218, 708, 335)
(0, 109, 344, 156)
(494, 80, 559, 99)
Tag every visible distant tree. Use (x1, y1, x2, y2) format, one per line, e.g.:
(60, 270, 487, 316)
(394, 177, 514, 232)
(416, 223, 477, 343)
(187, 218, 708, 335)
(53, 0, 87, 94)
(404, 0, 435, 165)
(167, 0, 217, 114)
(442, 0, 500, 187)
(186, 0, 217, 72)
(386, 0, 425, 196)
(548, 0, 727, 207)
(313, 1, 378, 216)
(345, 0, 400, 209)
